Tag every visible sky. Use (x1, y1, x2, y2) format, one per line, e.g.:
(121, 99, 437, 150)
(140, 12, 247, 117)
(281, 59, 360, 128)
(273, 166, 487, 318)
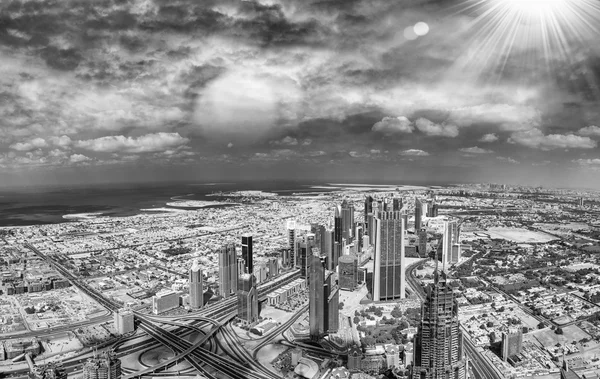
(1, 0, 600, 188)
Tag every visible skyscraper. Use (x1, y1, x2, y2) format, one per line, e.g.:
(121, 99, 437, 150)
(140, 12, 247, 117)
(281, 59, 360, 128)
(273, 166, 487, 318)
(338, 254, 358, 290)
(341, 200, 355, 243)
(393, 197, 402, 212)
(501, 328, 523, 361)
(83, 351, 121, 379)
(373, 211, 406, 301)
(321, 227, 334, 271)
(287, 219, 296, 250)
(237, 273, 259, 325)
(309, 255, 339, 339)
(412, 271, 466, 379)
(241, 234, 253, 275)
(334, 205, 342, 245)
(297, 241, 309, 278)
(364, 195, 374, 235)
(219, 244, 238, 299)
(418, 228, 428, 258)
(189, 259, 203, 309)
(415, 198, 423, 231)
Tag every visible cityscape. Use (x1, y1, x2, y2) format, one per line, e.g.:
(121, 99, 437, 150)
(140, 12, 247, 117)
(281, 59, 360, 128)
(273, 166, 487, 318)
(1, 0, 600, 379)
(2, 183, 600, 379)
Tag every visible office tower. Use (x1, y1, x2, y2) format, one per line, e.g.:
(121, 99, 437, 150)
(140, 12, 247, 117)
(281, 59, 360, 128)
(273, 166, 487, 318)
(501, 328, 523, 361)
(297, 241, 309, 278)
(386, 345, 400, 369)
(322, 228, 335, 271)
(237, 273, 258, 324)
(281, 248, 292, 268)
(415, 198, 423, 231)
(309, 256, 339, 339)
(341, 200, 355, 242)
(373, 211, 406, 301)
(364, 196, 374, 234)
(355, 224, 363, 252)
(219, 244, 238, 299)
(338, 254, 358, 290)
(412, 271, 466, 379)
(189, 259, 203, 309)
(268, 257, 278, 278)
(83, 351, 121, 379)
(311, 224, 323, 250)
(114, 308, 135, 334)
(442, 220, 460, 266)
(418, 228, 428, 257)
(241, 234, 253, 275)
(334, 206, 342, 243)
(287, 219, 296, 249)
(427, 202, 439, 217)
(368, 201, 379, 245)
(152, 290, 180, 315)
(393, 197, 402, 212)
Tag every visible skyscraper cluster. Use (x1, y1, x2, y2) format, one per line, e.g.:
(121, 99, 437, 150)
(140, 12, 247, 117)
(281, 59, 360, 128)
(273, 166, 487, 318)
(412, 271, 467, 379)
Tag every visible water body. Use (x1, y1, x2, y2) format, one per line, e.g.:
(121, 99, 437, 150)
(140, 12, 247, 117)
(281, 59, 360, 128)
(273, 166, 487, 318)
(0, 181, 337, 227)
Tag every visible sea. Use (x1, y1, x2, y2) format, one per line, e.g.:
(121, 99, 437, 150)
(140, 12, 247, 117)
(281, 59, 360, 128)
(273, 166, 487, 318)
(0, 181, 340, 227)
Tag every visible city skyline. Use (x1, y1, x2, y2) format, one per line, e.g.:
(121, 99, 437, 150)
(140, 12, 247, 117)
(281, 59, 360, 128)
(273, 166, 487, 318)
(0, 0, 600, 188)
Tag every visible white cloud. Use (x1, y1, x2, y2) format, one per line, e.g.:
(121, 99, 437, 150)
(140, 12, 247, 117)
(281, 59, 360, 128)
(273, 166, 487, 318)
(69, 154, 91, 163)
(75, 133, 189, 153)
(573, 158, 600, 166)
(459, 146, 493, 154)
(496, 156, 519, 164)
(372, 116, 413, 135)
(448, 104, 541, 131)
(270, 136, 298, 146)
(9, 137, 48, 151)
(508, 129, 597, 150)
(415, 118, 459, 137)
(370, 149, 381, 154)
(301, 139, 312, 146)
(227, 142, 234, 148)
(49, 135, 72, 148)
(400, 149, 430, 156)
(578, 125, 600, 137)
(308, 150, 326, 156)
(479, 133, 499, 143)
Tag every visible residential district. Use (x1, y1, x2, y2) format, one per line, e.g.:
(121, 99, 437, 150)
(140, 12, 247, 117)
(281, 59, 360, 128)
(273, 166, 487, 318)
(2, 183, 600, 379)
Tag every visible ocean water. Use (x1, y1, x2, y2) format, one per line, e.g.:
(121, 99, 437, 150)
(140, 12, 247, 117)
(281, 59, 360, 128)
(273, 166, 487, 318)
(0, 181, 334, 227)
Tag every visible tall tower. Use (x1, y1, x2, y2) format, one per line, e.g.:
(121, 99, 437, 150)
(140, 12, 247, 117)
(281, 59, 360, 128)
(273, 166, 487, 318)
(364, 195, 374, 235)
(412, 271, 466, 379)
(373, 210, 405, 301)
(334, 205, 342, 245)
(415, 198, 423, 231)
(219, 244, 237, 299)
(83, 351, 121, 379)
(418, 228, 428, 258)
(241, 234, 253, 275)
(236, 273, 258, 325)
(309, 255, 325, 339)
(189, 259, 203, 309)
(341, 200, 355, 243)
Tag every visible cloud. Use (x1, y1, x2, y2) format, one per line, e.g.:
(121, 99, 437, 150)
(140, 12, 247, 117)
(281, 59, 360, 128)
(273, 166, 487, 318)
(301, 139, 312, 146)
(578, 126, 600, 137)
(479, 133, 499, 143)
(508, 129, 597, 150)
(271, 136, 298, 146)
(459, 146, 493, 154)
(496, 156, 520, 164)
(372, 116, 413, 135)
(415, 118, 459, 137)
(69, 154, 91, 163)
(49, 135, 73, 148)
(9, 138, 48, 151)
(448, 104, 541, 131)
(573, 158, 600, 166)
(370, 149, 381, 154)
(227, 142, 234, 148)
(75, 133, 189, 153)
(399, 149, 430, 156)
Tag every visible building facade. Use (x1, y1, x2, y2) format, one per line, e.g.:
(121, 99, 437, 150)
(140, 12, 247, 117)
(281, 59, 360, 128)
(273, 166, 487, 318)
(82, 351, 121, 379)
(241, 234, 253, 275)
(219, 244, 238, 299)
(373, 211, 406, 301)
(237, 273, 259, 325)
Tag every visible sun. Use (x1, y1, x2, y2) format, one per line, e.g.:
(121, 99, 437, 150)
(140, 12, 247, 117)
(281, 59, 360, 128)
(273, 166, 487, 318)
(446, 0, 600, 84)
(504, 0, 566, 16)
